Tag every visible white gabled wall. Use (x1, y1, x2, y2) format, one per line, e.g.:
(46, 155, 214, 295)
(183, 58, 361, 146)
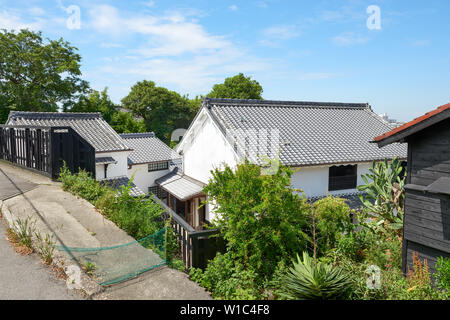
(290, 162, 373, 198)
(181, 108, 239, 185)
(127, 163, 171, 194)
(178, 108, 240, 223)
(95, 151, 130, 180)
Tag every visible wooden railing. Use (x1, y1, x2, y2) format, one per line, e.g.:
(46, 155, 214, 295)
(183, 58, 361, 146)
(152, 195, 222, 270)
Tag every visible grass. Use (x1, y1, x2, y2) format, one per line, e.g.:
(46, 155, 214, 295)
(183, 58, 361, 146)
(7, 217, 35, 254)
(35, 231, 56, 265)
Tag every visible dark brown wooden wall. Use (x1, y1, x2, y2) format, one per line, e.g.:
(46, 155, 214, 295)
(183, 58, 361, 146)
(403, 117, 450, 274)
(408, 118, 450, 186)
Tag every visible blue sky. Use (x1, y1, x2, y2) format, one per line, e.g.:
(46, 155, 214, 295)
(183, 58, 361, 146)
(1, 0, 449, 122)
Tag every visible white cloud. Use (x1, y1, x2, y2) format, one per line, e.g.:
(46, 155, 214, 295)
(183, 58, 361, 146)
(411, 39, 430, 47)
(86, 4, 270, 94)
(0, 10, 43, 31)
(100, 42, 124, 48)
(29, 7, 45, 16)
(332, 32, 368, 46)
(259, 24, 301, 47)
(142, 1, 156, 8)
(229, 5, 238, 11)
(89, 5, 227, 57)
(263, 25, 301, 40)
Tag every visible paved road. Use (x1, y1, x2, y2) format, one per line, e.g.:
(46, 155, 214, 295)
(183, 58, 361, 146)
(0, 221, 82, 300)
(0, 161, 211, 300)
(0, 167, 37, 201)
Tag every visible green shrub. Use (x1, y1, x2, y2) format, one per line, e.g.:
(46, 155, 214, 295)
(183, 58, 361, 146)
(434, 256, 450, 292)
(60, 165, 164, 240)
(279, 251, 353, 300)
(203, 161, 311, 285)
(311, 196, 353, 256)
(189, 252, 260, 299)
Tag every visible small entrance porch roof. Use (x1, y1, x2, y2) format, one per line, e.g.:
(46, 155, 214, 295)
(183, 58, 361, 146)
(155, 168, 205, 201)
(95, 156, 118, 165)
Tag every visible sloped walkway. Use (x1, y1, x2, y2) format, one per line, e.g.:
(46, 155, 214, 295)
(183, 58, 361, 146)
(0, 161, 211, 300)
(0, 220, 81, 300)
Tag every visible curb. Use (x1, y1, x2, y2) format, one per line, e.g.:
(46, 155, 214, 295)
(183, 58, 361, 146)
(0, 199, 104, 299)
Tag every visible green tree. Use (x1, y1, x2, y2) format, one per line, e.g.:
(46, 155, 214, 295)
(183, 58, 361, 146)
(207, 73, 263, 100)
(0, 29, 89, 123)
(110, 111, 146, 134)
(121, 80, 192, 143)
(66, 88, 116, 122)
(203, 161, 310, 280)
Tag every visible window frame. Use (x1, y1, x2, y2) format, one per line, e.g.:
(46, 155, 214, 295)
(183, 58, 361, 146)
(148, 161, 169, 172)
(328, 164, 358, 191)
(148, 186, 167, 199)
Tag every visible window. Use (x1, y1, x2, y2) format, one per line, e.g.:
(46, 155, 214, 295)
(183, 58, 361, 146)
(148, 161, 169, 172)
(148, 186, 167, 199)
(328, 165, 357, 191)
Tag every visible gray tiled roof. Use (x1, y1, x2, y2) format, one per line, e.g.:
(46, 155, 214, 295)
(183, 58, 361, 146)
(6, 111, 131, 153)
(204, 98, 407, 166)
(155, 167, 204, 201)
(95, 157, 117, 165)
(100, 176, 145, 197)
(119, 132, 181, 165)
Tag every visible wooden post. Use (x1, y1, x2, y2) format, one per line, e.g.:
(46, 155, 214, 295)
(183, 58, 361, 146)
(191, 199, 195, 228)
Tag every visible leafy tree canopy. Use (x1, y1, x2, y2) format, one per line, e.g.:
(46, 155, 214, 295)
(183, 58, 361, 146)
(110, 110, 146, 134)
(0, 29, 89, 123)
(65, 88, 116, 122)
(121, 80, 193, 143)
(203, 161, 310, 279)
(207, 73, 263, 100)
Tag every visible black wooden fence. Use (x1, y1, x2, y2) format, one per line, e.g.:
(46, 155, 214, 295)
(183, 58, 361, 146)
(0, 125, 95, 179)
(152, 195, 225, 270)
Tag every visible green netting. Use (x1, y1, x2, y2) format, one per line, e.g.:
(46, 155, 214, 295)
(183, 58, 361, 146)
(57, 228, 166, 286)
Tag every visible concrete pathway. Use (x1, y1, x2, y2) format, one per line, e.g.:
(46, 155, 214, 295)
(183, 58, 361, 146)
(0, 161, 211, 300)
(0, 220, 82, 300)
(0, 166, 37, 201)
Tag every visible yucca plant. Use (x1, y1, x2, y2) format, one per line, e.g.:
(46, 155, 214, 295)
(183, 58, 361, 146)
(280, 252, 353, 300)
(357, 157, 405, 232)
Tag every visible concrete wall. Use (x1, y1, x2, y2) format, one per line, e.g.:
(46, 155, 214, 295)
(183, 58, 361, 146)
(95, 151, 130, 180)
(127, 163, 171, 194)
(291, 162, 372, 198)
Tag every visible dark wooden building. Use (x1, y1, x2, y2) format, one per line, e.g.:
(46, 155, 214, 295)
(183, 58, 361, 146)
(374, 103, 450, 275)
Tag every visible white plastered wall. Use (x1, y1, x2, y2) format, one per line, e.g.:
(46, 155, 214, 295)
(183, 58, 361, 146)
(95, 151, 130, 180)
(290, 162, 373, 198)
(127, 163, 171, 194)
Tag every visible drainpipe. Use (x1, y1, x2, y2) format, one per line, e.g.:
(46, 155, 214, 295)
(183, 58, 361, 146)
(104, 163, 108, 179)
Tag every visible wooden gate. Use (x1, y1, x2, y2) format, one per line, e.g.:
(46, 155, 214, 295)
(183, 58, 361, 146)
(0, 125, 95, 179)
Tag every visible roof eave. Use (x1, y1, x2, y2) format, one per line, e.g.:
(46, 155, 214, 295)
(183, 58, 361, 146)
(372, 105, 450, 148)
(374, 108, 450, 147)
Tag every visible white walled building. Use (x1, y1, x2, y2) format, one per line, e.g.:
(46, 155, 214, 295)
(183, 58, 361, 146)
(119, 132, 181, 195)
(174, 98, 408, 225)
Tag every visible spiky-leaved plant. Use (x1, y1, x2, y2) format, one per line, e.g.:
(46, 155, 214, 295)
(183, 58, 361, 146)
(281, 251, 353, 300)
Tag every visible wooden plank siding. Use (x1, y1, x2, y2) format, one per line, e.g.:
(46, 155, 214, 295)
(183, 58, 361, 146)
(409, 118, 450, 186)
(402, 117, 450, 274)
(405, 240, 450, 275)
